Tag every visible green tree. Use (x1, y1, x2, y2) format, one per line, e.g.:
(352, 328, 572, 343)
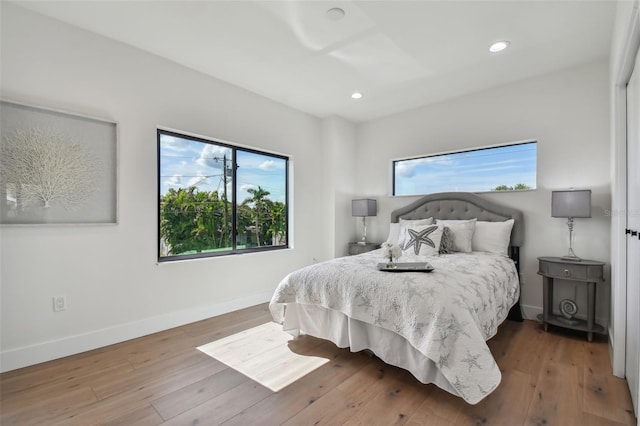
(513, 183, 531, 190)
(160, 187, 229, 255)
(492, 183, 532, 191)
(236, 203, 254, 247)
(267, 201, 286, 245)
(160, 185, 286, 255)
(243, 186, 270, 246)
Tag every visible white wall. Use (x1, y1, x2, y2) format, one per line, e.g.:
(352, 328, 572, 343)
(0, 3, 333, 371)
(356, 61, 611, 323)
(320, 116, 359, 258)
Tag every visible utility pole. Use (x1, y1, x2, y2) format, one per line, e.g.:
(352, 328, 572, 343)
(214, 154, 231, 245)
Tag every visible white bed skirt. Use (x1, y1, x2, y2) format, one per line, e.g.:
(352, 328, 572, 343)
(281, 303, 460, 398)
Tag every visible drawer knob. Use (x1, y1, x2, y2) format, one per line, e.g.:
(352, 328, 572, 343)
(563, 269, 571, 277)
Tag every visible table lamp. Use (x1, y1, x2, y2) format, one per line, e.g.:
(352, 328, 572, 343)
(552, 189, 591, 261)
(352, 199, 377, 245)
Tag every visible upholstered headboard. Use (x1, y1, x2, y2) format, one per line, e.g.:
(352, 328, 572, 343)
(391, 192, 524, 321)
(390, 192, 524, 247)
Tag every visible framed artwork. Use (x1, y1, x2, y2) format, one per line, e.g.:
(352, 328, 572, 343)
(0, 100, 118, 224)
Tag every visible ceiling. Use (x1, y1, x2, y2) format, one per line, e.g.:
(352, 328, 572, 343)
(12, 1, 616, 123)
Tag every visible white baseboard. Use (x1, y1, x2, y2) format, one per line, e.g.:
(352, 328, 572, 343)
(0, 290, 273, 373)
(521, 304, 542, 321)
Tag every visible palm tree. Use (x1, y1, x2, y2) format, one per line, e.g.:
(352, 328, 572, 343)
(244, 186, 270, 246)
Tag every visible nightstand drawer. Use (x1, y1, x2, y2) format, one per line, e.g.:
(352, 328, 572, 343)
(538, 257, 605, 282)
(544, 262, 588, 280)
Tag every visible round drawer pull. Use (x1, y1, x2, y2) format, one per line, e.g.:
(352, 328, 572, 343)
(563, 269, 571, 277)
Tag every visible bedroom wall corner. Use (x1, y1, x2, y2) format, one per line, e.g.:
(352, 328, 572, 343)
(320, 116, 359, 258)
(355, 60, 612, 327)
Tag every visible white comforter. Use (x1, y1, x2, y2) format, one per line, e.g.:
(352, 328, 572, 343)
(269, 249, 519, 404)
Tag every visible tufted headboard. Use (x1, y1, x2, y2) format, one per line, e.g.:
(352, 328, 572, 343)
(391, 192, 524, 321)
(390, 191, 524, 247)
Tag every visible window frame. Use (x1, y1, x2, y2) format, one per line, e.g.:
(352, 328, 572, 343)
(157, 129, 289, 262)
(391, 140, 537, 196)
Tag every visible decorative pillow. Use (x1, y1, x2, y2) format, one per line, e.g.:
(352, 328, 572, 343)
(386, 223, 400, 245)
(435, 219, 477, 253)
(402, 224, 443, 258)
(472, 219, 515, 256)
(439, 226, 455, 254)
(397, 217, 434, 246)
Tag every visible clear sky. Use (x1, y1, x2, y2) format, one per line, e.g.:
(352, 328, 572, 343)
(159, 133, 287, 203)
(394, 142, 537, 195)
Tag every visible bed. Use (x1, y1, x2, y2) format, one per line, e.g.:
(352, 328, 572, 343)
(269, 192, 523, 404)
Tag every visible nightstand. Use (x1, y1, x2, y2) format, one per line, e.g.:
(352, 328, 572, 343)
(348, 242, 380, 255)
(537, 256, 606, 341)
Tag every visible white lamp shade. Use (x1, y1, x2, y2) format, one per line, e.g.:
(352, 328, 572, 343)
(352, 199, 377, 217)
(552, 190, 591, 218)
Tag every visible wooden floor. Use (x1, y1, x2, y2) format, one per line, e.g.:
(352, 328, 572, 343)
(1, 303, 636, 426)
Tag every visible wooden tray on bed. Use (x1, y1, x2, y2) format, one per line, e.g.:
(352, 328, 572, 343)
(377, 262, 434, 272)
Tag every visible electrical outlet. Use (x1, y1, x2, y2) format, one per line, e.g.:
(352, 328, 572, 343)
(53, 296, 66, 312)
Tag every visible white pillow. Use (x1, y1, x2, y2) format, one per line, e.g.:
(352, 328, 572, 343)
(401, 223, 443, 258)
(472, 219, 515, 256)
(397, 217, 434, 246)
(386, 223, 400, 245)
(436, 219, 477, 253)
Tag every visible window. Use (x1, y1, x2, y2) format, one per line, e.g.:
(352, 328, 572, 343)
(393, 141, 537, 196)
(158, 129, 288, 261)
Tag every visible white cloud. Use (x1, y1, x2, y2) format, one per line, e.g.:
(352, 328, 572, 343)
(160, 135, 193, 152)
(258, 160, 282, 171)
(196, 144, 232, 169)
(164, 175, 182, 188)
(395, 156, 454, 178)
(240, 183, 257, 192)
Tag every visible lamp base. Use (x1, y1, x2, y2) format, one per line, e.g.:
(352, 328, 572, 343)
(561, 247, 582, 262)
(560, 255, 582, 262)
(357, 241, 366, 246)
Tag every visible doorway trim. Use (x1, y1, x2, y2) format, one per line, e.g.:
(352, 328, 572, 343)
(611, 0, 640, 377)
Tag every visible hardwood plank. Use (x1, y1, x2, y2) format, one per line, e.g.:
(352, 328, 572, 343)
(91, 350, 219, 400)
(282, 361, 395, 425)
(499, 320, 554, 377)
(0, 385, 97, 426)
(341, 367, 428, 425)
(544, 332, 586, 368)
(160, 380, 272, 425)
(1, 350, 133, 399)
(407, 386, 467, 424)
(102, 405, 164, 426)
(126, 329, 201, 369)
(151, 367, 249, 420)
(181, 304, 270, 338)
(582, 411, 629, 426)
(49, 358, 224, 425)
(1, 358, 132, 405)
(453, 368, 537, 426)
(583, 367, 636, 425)
(525, 360, 584, 426)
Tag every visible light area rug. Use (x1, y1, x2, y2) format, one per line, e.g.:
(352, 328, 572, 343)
(197, 321, 329, 392)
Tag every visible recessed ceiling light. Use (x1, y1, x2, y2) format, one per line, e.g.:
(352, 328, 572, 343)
(489, 41, 510, 53)
(326, 7, 345, 21)
(351, 92, 363, 99)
